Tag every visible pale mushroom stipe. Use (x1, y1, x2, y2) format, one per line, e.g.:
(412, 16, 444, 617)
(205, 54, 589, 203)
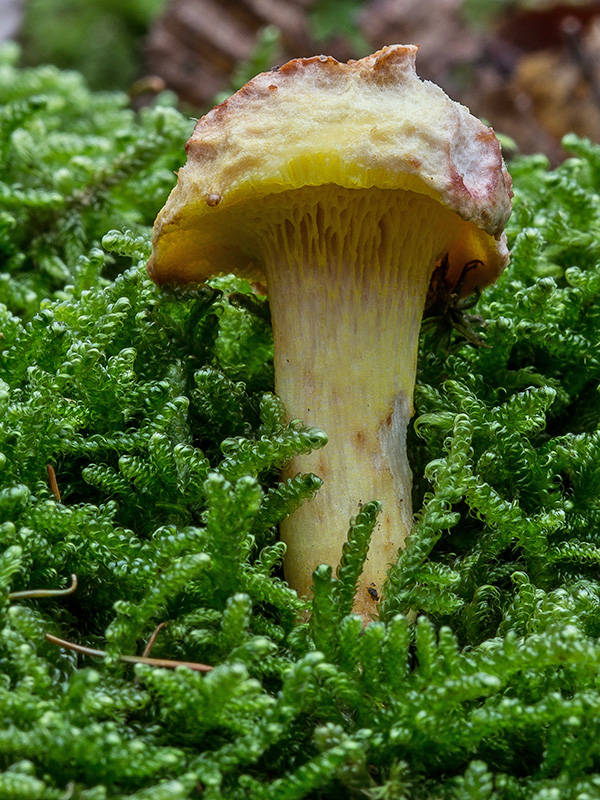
(148, 45, 513, 619)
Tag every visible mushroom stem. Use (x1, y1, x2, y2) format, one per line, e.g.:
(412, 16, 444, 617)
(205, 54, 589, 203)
(260, 186, 459, 618)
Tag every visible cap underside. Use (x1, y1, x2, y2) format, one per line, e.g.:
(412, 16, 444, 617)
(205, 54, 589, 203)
(148, 182, 507, 296)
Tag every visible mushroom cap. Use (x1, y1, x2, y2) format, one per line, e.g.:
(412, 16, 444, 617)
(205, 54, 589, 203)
(148, 44, 512, 293)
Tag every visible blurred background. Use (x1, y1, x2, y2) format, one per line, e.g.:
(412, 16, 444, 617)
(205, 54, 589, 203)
(3, 0, 600, 162)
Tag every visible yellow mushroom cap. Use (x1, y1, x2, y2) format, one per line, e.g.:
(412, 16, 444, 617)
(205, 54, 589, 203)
(148, 44, 512, 293)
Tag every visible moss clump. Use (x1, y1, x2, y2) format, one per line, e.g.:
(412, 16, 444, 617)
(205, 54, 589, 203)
(2, 47, 600, 798)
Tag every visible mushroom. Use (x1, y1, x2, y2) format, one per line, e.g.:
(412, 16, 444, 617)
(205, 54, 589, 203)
(148, 45, 512, 619)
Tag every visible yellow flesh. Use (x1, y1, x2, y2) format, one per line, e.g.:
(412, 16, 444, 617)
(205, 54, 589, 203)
(229, 185, 461, 618)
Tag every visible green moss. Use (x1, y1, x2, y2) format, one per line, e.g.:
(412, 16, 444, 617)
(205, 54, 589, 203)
(19, 0, 164, 91)
(2, 48, 600, 798)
